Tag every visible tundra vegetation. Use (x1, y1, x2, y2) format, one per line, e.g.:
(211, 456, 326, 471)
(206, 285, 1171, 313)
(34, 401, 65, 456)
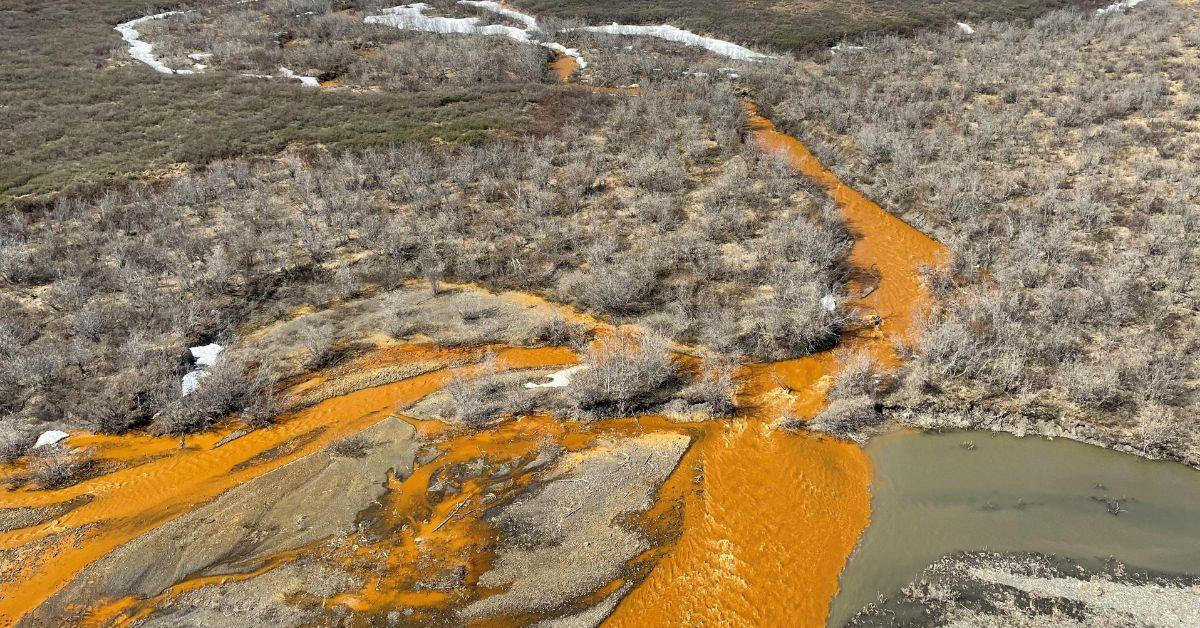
(512, 0, 1103, 52)
(0, 76, 850, 463)
(2, 0, 1194, 472)
(0, 0, 548, 204)
(749, 2, 1200, 463)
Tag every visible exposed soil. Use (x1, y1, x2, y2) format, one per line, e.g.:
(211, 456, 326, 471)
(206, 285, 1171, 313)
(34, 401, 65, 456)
(848, 551, 1200, 627)
(26, 417, 419, 625)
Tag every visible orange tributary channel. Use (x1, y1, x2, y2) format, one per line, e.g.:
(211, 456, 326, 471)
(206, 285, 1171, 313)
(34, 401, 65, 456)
(0, 107, 944, 627)
(0, 344, 576, 624)
(550, 54, 579, 83)
(602, 107, 945, 627)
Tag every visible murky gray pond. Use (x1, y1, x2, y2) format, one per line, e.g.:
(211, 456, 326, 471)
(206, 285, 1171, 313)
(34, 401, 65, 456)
(828, 429, 1200, 626)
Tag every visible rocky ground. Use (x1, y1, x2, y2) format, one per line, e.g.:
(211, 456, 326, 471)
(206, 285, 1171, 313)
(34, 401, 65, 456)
(848, 551, 1200, 627)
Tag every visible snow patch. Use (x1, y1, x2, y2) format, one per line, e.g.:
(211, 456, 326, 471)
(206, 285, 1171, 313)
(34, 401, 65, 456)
(182, 370, 208, 395)
(830, 43, 866, 53)
(183, 343, 224, 396)
(957, 22, 975, 35)
(541, 42, 588, 68)
(524, 365, 587, 389)
(116, 11, 191, 74)
(577, 23, 771, 60)
(365, 3, 531, 42)
(190, 343, 224, 367)
(458, 0, 538, 29)
(1098, 0, 1146, 15)
(33, 430, 69, 449)
(367, 3, 589, 69)
(279, 66, 320, 86)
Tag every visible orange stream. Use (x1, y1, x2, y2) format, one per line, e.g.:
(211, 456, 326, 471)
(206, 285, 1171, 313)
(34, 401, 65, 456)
(606, 423, 870, 627)
(2, 99, 944, 627)
(550, 55, 579, 83)
(0, 344, 575, 625)
(86, 414, 697, 626)
(602, 107, 945, 628)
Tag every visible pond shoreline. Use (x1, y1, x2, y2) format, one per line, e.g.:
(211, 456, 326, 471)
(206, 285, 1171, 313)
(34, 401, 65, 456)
(886, 405, 1200, 470)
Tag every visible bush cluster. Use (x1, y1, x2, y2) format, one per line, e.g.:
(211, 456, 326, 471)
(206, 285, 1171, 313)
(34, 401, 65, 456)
(751, 4, 1199, 456)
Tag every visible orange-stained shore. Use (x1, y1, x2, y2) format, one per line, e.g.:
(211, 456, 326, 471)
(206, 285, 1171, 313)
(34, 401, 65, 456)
(0, 344, 575, 624)
(0, 102, 944, 628)
(603, 106, 945, 628)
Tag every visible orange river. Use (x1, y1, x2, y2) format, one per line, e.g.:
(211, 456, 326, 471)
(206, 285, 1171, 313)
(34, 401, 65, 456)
(601, 106, 945, 627)
(0, 104, 943, 627)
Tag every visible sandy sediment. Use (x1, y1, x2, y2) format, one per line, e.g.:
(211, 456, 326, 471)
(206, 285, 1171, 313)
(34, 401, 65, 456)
(849, 551, 1200, 627)
(25, 418, 417, 624)
(459, 432, 691, 620)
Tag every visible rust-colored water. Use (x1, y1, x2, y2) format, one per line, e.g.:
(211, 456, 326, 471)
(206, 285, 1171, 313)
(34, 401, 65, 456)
(602, 107, 945, 628)
(607, 422, 870, 626)
(3, 98, 944, 628)
(746, 105, 945, 369)
(0, 344, 575, 625)
(550, 54, 579, 82)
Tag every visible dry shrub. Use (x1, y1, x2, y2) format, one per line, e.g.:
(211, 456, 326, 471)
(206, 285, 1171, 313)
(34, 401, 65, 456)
(328, 434, 374, 459)
(446, 355, 536, 428)
(807, 396, 881, 441)
(28, 446, 95, 490)
(569, 331, 678, 418)
(0, 424, 33, 464)
(681, 354, 739, 417)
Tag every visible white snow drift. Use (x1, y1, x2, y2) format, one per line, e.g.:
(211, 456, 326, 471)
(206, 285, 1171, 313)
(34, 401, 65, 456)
(830, 43, 866, 54)
(183, 343, 224, 396)
(116, 11, 192, 74)
(367, 3, 593, 70)
(33, 430, 70, 449)
(458, 0, 538, 29)
(1098, 0, 1147, 15)
(366, 3, 531, 42)
(578, 23, 771, 60)
(279, 66, 320, 87)
(367, 1, 774, 72)
(524, 365, 587, 389)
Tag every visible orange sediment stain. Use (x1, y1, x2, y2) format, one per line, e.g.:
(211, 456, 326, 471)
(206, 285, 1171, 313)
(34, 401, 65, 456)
(550, 54, 579, 82)
(606, 422, 871, 627)
(84, 415, 696, 624)
(326, 415, 694, 617)
(325, 414, 596, 616)
(605, 107, 945, 627)
(746, 104, 946, 372)
(0, 344, 576, 625)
